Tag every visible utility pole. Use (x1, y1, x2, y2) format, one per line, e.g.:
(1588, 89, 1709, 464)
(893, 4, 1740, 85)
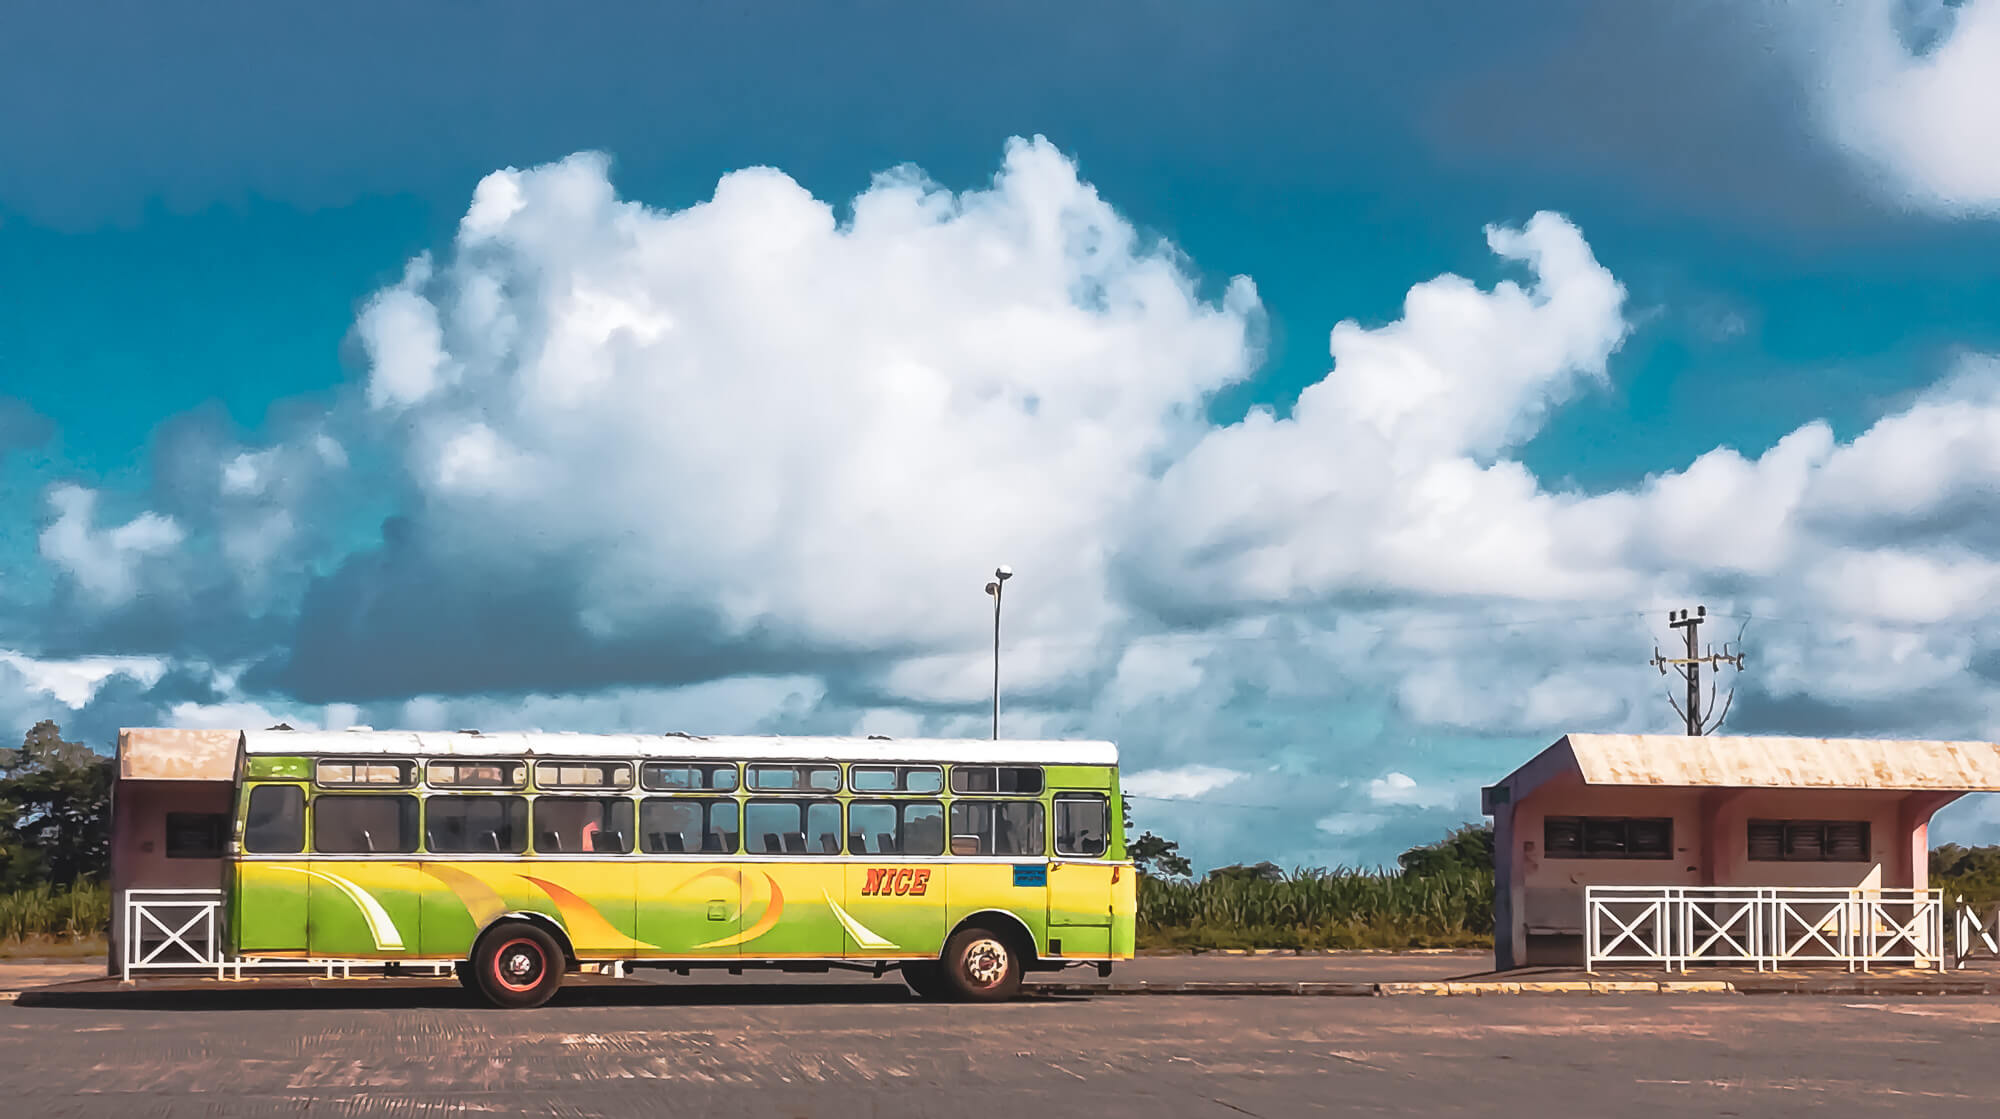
(1649, 605, 1746, 735)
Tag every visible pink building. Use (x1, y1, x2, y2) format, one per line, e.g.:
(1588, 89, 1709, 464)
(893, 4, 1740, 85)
(1482, 734, 2000, 970)
(107, 728, 240, 973)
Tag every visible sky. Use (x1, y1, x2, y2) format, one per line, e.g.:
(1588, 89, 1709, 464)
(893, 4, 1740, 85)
(5, 0, 2000, 871)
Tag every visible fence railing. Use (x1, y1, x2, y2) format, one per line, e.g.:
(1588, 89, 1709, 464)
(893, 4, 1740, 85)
(1956, 899, 2000, 969)
(119, 891, 453, 982)
(122, 889, 227, 981)
(1585, 886, 1946, 973)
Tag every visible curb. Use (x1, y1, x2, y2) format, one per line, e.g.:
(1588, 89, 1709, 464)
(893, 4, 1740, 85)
(1032, 979, 1738, 997)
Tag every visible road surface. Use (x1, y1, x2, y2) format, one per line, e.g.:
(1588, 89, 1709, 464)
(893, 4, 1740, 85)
(2, 982, 1995, 1117)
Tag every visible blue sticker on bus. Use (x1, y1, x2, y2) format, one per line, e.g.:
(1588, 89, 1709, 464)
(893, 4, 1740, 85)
(1012, 864, 1047, 887)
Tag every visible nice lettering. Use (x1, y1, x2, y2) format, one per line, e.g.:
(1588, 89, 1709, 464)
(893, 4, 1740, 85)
(859, 867, 932, 896)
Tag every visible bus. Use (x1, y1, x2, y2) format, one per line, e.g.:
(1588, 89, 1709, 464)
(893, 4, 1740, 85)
(226, 729, 1134, 1006)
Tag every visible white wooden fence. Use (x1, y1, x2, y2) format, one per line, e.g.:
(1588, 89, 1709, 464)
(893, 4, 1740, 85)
(1585, 886, 1947, 973)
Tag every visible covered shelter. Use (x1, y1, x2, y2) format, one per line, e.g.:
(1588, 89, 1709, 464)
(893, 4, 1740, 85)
(1482, 733, 2000, 970)
(107, 728, 241, 972)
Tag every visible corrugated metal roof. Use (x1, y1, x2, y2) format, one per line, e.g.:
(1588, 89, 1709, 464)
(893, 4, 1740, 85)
(238, 730, 1119, 767)
(116, 727, 239, 782)
(1557, 733, 2000, 791)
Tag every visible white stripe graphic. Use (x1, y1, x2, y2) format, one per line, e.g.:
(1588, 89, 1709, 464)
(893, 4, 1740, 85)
(822, 890, 897, 950)
(267, 864, 406, 951)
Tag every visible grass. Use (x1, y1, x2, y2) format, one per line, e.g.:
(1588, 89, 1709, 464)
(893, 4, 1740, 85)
(0, 934, 107, 960)
(0, 881, 110, 944)
(1137, 867, 1493, 952)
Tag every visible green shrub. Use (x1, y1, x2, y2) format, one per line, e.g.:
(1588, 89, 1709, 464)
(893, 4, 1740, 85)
(0, 880, 111, 942)
(1139, 866, 1493, 950)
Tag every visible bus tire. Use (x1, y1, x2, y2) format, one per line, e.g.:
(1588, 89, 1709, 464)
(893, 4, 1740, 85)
(938, 925, 1024, 1002)
(453, 960, 477, 990)
(901, 961, 947, 1000)
(473, 922, 565, 1009)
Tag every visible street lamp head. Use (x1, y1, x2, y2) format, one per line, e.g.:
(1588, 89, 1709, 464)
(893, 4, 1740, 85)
(995, 565, 1013, 581)
(984, 581, 1000, 596)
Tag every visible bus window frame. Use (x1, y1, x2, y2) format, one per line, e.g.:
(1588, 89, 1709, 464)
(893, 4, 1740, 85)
(310, 792, 421, 855)
(848, 765, 944, 795)
(424, 794, 531, 855)
(638, 761, 740, 793)
(948, 765, 1044, 796)
(425, 759, 528, 790)
(742, 797, 844, 855)
(241, 783, 307, 855)
(1053, 793, 1110, 858)
(530, 795, 636, 856)
(532, 759, 635, 791)
(314, 758, 417, 789)
(638, 796, 740, 855)
(745, 763, 843, 794)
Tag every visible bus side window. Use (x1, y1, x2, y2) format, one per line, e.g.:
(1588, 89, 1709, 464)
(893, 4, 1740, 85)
(1055, 795, 1108, 858)
(313, 795, 419, 854)
(948, 800, 1044, 856)
(243, 785, 306, 854)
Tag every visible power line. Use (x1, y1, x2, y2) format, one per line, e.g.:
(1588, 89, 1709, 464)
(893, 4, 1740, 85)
(1123, 793, 1291, 811)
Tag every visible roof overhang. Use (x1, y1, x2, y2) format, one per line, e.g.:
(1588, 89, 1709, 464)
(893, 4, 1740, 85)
(115, 728, 240, 782)
(1484, 733, 2000, 814)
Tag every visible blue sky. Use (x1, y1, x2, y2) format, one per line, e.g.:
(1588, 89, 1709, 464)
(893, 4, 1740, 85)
(5, 0, 2000, 869)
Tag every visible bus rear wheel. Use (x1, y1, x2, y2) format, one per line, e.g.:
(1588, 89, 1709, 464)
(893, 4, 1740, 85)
(938, 926, 1024, 1002)
(473, 923, 565, 1009)
(901, 961, 947, 1000)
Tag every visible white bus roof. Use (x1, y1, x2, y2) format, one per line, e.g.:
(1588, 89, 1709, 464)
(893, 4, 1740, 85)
(240, 729, 1118, 768)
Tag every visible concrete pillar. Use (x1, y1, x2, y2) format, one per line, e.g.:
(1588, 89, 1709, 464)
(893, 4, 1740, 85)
(1898, 792, 1961, 891)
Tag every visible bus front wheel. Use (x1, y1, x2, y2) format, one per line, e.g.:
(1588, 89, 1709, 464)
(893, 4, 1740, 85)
(473, 923, 565, 1009)
(938, 926, 1024, 1002)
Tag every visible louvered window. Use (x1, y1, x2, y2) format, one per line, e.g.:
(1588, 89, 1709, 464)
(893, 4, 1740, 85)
(1543, 816, 1673, 860)
(1748, 819, 1871, 862)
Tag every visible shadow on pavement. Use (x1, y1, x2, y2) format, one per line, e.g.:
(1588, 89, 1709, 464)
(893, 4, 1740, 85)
(12, 979, 1061, 1012)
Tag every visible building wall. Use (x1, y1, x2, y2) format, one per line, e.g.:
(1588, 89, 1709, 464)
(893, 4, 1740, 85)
(1494, 782, 1952, 969)
(107, 780, 234, 971)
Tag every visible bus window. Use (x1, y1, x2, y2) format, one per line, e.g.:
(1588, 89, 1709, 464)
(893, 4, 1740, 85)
(640, 798, 739, 854)
(426, 796, 529, 854)
(747, 765, 841, 793)
(949, 766, 1043, 795)
(535, 761, 633, 790)
(316, 759, 415, 788)
(1055, 795, 1108, 857)
(243, 785, 305, 854)
(640, 762, 738, 792)
(948, 801, 1045, 857)
(533, 797, 634, 854)
(427, 760, 525, 789)
(313, 795, 419, 854)
(744, 799, 842, 854)
(850, 766, 943, 794)
(848, 801, 945, 855)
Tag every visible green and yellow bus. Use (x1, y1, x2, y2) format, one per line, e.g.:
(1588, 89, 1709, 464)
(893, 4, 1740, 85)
(226, 729, 1134, 1006)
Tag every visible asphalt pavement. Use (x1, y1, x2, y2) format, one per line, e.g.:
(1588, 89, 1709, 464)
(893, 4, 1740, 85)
(4, 982, 1997, 1117)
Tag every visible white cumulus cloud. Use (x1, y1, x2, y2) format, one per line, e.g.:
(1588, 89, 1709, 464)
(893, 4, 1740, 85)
(1791, 0, 2000, 213)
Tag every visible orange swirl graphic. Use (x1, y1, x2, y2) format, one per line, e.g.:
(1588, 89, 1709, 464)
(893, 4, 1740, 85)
(521, 874, 654, 952)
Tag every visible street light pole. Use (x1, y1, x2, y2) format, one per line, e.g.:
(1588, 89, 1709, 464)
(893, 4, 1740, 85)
(984, 566, 1012, 740)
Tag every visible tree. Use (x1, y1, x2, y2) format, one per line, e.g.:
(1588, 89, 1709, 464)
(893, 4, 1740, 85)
(1205, 861, 1284, 883)
(1122, 799, 1192, 879)
(1397, 822, 1494, 878)
(0, 720, 112, 888)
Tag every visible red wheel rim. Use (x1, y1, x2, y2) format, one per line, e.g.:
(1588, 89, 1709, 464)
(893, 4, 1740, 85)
(491, 937, 546, 993)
